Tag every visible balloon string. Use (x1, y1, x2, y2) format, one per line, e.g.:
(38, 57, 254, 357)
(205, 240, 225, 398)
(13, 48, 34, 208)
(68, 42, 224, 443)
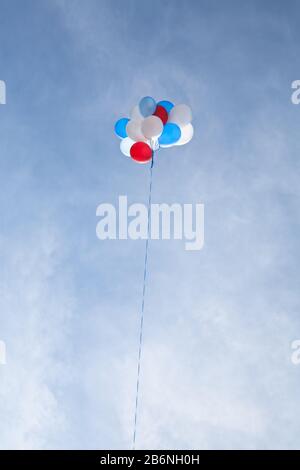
(132, 152, 154, 450)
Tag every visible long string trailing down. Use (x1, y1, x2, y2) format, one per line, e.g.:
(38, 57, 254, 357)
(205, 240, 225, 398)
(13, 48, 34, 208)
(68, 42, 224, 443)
(132, 154, 154, 450)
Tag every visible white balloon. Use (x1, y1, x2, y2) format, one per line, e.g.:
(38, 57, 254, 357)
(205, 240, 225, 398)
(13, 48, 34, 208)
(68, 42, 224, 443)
(141, 116, 163, 139)
(130, 105, 143, 121)
(126, 119, 146, 142)
(175, 123, 194, 146)
(168, 104, 192, 127)
(120, 137, 135, 157)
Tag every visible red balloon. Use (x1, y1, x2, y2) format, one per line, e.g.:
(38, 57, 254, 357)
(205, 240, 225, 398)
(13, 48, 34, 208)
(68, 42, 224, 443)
(153, 105, 168, 125)
(130, 142, 153, 164)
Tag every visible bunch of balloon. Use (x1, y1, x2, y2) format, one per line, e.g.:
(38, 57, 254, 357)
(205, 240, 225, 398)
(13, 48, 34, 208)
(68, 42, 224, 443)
(114, 96, 193, 450)
(114, 96, 193, 163)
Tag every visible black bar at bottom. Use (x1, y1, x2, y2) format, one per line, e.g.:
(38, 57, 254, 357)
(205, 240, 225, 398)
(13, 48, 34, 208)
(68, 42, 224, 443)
(0, 449, 298, 465)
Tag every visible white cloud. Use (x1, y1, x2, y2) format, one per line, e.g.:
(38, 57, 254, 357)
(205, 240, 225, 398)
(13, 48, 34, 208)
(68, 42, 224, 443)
(0, 227, 75, 449)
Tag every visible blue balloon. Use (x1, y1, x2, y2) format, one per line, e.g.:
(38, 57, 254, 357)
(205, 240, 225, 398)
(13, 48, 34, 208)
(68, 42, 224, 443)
(159, 123, 181, 145)
(157, 100, 174, 113)
(114, 118, 130, 138)
(139, 96, 156, 117)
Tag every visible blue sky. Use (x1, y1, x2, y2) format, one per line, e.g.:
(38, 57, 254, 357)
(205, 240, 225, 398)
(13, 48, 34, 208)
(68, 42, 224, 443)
(0, 0, 300, 449)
